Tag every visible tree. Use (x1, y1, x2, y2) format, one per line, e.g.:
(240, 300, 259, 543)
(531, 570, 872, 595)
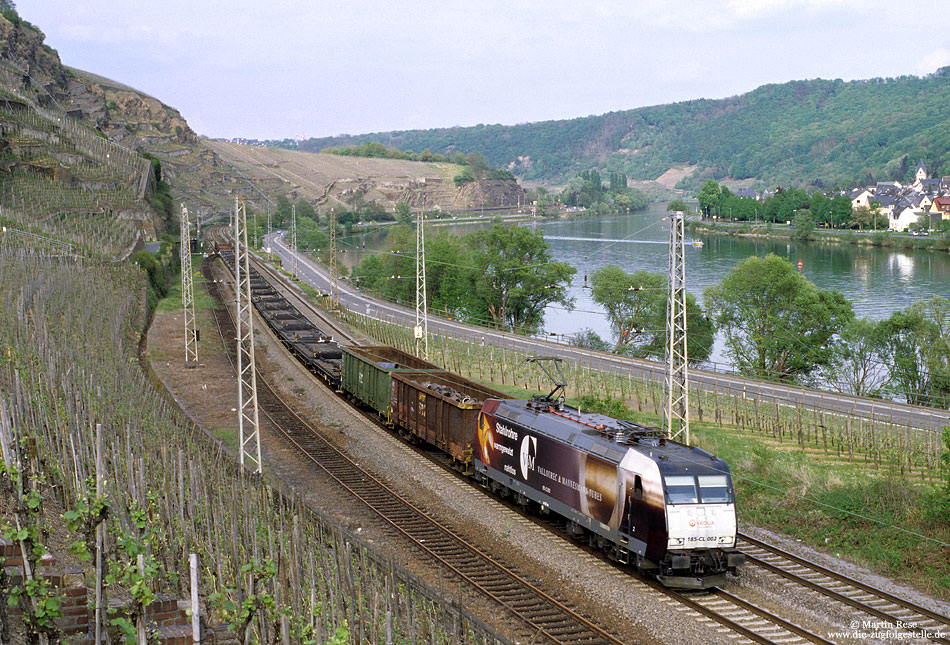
(350, 225, 415, 304)
(910, 212, 932, 234)
(877, 309, 929, 405)
(829, 194, 853, 228)
(850, 205, 881, 230)
(569, 329, 611, 352)
(667, 199, 688, 213)
(424, 230, 477, 317)
(826, 318, 888, 397)
(590, 267, 664, 352)
(296, 216, 328, 251)
(697, 180, 721, 216)
(470, 224, 575, 333)
(704, 254, 853, 381)
(649, 291, 715, 365)
(453, 167, 474, 187)
(878, 297, 950, 407)
(792, 210, 814, 241)
(394, 201, 413, 226)
(590, 266, 714, 363)
(274, 195, 292, 228)
(295, 198, 317, 223)
(465, 151, 489, 170)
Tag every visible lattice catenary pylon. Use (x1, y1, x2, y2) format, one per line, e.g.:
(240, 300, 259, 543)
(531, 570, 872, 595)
(664, 211, 690, 445)
(414, 207, 429, 360)
(233, 196, 262, 473)
(179, 203, 198, 368)
(291, 203, 298, 279)
(329, 208, 338, 309)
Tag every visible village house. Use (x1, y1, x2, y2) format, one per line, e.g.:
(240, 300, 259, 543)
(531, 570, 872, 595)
(930, 196, 950, 220)
(847, 160, 950, 231)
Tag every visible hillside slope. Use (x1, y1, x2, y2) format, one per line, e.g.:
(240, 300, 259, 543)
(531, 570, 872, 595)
(283, 70, 950, 191)
(205, 141, 524, 212)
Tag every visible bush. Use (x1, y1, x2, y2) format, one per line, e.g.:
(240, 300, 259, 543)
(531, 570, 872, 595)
(453, 167, 474, 187)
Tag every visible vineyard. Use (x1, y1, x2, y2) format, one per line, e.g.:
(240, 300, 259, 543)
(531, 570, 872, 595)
(332, 305, 946, 479)
(0, 100, 152, 261)
(0, 238, 512, 643)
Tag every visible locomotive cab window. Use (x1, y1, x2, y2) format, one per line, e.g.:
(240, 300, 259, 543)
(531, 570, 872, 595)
(697, 475, 730, 503)
(664, 475, 698, 504)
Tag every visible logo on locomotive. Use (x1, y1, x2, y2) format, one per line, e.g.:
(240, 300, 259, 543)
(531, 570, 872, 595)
(519, 435, 537, 479)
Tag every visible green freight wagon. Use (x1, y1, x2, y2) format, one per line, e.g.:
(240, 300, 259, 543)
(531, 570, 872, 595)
(340, 345, 441, 423)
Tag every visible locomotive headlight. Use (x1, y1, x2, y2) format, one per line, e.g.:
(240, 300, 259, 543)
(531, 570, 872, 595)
(718, 535, 733, 545)
(668, 537, 685, 547)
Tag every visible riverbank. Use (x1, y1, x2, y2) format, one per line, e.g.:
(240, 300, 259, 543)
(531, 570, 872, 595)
(688, 219, 950, 253)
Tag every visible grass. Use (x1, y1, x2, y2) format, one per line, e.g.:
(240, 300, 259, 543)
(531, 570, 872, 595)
(573, 395, 950, 597)
(458, 374, 950, 594)
(155, 260, 216, 313)
(210, 426, 240, 452)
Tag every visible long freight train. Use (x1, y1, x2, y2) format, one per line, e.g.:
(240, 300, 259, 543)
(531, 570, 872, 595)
(218, 250, 744, 588)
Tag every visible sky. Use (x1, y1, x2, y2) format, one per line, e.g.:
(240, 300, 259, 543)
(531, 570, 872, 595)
(17, 1, 950, 141)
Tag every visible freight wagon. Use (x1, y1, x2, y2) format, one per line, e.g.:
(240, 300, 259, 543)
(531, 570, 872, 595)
(390, 370, 509, 473)
(340, 345, 441, 422)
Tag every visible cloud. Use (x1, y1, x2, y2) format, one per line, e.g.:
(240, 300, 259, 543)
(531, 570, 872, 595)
(642, 0, 879, 30)
(916, 48, 950, 75)
(58, 22, 183, 46)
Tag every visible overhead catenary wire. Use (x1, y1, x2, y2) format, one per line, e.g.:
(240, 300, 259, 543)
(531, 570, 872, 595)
(298, 219, 950, 405)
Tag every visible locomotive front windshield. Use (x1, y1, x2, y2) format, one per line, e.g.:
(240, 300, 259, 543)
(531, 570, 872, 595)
(697, 475, 730, 502)
(664, 476, 698, 504)
(664, 474, 732, 504)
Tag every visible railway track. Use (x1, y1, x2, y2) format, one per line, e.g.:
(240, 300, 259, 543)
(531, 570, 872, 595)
(250, 255, 360, 344)
(669, 586, 832, 644)
(204, 256, 626, 645)
(205, 240, 950, 644)
(737, 532, 950, 644)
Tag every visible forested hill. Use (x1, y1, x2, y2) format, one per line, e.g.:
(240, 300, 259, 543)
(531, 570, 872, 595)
(278, 70, 950, 191)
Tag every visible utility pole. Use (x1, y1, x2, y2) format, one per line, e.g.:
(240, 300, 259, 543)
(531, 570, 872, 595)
(291, 203, 298, 279)
(253, 203, 258, 250)
(179, 204, 198, 368)
(329, 208, 338, 309)
(266, 201, 272, 238)
(664, 211, 690, 445)
(233, 196, 262, 474)
(414, 207, 429, 360)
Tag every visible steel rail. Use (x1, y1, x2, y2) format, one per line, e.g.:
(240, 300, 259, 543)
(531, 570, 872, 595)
(205, 254, 624, 645)
(739, 532, 950, 644)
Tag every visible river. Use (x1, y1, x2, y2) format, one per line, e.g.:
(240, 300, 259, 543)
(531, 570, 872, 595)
(339, 203, 950, 368)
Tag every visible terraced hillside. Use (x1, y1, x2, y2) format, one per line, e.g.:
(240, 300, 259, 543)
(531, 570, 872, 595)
(204, 139, 525, 212)
(0, 87, 154, 258)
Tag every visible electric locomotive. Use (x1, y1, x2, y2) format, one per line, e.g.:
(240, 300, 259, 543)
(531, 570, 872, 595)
(475, 394, 744, 588)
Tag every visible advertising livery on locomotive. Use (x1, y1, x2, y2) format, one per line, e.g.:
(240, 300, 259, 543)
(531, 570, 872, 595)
(476, 397, 744, 588)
